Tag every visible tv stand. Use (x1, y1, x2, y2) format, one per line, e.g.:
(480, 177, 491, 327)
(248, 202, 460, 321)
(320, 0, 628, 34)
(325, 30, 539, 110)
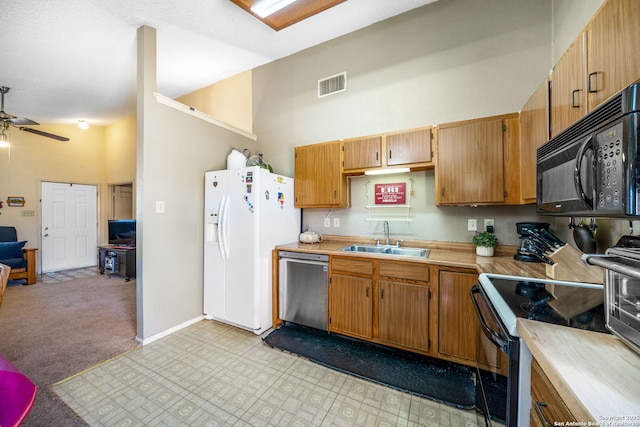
(98, 245, 136, 281)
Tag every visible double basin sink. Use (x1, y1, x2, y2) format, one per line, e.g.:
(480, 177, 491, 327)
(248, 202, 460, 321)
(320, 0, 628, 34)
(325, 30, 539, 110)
(338, 244, 429, 258)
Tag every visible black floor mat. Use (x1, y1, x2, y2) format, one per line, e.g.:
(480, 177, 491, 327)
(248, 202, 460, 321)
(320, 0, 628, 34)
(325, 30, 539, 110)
(263, 323, 475, 409)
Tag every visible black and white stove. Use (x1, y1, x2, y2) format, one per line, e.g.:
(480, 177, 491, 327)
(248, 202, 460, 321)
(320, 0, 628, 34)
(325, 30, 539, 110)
(478, 274, 608, 336)
(472, 273, 608, 427)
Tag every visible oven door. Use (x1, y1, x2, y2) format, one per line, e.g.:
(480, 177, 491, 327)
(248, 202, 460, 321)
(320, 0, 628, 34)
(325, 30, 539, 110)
(470, 284, 520, 427)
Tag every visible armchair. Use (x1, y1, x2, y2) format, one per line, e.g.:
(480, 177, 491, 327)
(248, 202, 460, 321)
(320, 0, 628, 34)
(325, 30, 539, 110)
(0, 227, 37, 285)
(0, 263, 9, 308)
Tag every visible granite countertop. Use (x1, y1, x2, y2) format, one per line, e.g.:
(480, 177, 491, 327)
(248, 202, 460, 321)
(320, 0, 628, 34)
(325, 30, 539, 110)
(517, 319, 640, 422)
(275, 235, 549, 278)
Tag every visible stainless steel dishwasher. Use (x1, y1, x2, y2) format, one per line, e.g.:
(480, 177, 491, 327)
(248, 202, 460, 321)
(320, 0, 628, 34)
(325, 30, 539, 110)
(278, 251, 329, 331)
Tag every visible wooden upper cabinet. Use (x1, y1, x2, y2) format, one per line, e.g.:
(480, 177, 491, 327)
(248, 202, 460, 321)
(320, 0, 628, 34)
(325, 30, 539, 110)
(587, 0, 640, 111)
(294, 141, 346, 208)
(342, 127, 433, 174)
(550, 34, 586, 137)
(385, 127, 432, 166)
(342, 136, 382, 170)
(436, 116, 509, 205)
(520, 79, 550, 202)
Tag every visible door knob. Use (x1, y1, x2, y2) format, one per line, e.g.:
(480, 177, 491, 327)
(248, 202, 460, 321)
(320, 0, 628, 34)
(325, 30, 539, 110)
(43, 233, 48, 237)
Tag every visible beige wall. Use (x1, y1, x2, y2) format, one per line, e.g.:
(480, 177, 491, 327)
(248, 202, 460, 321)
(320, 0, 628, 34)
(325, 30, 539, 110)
(136, 26, 258, 340)
(551, 0, 605, 64)
(0, 124, 107, 267)
(250, 0, 618, 248)
(176, 70, 253, 134)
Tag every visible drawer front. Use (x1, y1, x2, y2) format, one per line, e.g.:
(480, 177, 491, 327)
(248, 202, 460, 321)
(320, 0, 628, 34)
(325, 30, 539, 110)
(332, 257, 375, 275)
(530, 359, 575, 425)
(379, 262, 430, 282)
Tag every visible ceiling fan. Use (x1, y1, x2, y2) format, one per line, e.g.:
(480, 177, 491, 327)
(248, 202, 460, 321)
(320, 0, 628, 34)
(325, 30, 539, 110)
(0, 86, 69, 142)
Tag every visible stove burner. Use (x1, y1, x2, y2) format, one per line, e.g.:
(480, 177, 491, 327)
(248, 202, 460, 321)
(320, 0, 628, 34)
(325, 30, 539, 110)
(515, 281, 549, 301)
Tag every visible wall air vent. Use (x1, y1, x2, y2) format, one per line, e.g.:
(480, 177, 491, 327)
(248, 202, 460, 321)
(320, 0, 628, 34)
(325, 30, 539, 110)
(318, 72, 347, 98)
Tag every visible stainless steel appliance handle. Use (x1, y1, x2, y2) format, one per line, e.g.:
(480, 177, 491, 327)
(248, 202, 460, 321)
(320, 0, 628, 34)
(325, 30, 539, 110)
(469, 285, 507, 353)
(574, 133, 595, 210)
(582, 254, 640, 280)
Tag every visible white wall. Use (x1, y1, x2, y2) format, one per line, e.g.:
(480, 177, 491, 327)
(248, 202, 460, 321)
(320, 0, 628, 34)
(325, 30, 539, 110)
(250, 0, 614, 247)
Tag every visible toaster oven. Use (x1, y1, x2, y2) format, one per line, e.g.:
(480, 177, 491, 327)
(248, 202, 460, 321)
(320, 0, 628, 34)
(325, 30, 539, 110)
(584, 240, 640, 355)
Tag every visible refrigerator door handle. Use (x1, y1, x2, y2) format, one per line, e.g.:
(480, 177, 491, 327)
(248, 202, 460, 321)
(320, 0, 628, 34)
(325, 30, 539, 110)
(219, 194, 230, 259)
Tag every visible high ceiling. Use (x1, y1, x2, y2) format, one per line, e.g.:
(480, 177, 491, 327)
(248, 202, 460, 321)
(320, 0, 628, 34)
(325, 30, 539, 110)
(0, 0, 438, 126)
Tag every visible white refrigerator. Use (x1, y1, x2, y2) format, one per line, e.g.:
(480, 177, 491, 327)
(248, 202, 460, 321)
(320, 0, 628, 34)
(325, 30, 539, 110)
(203, 167, 300, 334)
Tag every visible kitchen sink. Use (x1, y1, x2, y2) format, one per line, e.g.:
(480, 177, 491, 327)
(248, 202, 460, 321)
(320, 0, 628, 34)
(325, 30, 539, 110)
(338, 244, 429, 258)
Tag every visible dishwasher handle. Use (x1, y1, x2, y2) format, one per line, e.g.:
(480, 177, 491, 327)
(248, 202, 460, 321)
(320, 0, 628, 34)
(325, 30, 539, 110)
(278, 251, 329, 262)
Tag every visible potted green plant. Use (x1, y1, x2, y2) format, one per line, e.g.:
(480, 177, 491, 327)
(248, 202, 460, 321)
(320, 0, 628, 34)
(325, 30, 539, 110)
(472, 231, 498, 257)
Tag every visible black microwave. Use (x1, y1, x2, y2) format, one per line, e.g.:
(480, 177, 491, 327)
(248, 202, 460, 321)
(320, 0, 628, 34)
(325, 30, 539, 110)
(537, 82, 640, 217)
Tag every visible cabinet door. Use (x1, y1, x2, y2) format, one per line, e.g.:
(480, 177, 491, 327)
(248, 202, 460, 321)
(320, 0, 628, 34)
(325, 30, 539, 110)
(438, 270, 478, 362)
(329, 274, 373, 339)
(520, 80, 549, 202)
(438, 270, 502, 369)
(437, 118, 504, 204)
(342, 136, 382, 170)
(550, 34, 586, 137)
(587, 0, 640, 110)
(294, 141, 344, 208)
(378, 280, 430, 352)
(385, 128, 432, 166)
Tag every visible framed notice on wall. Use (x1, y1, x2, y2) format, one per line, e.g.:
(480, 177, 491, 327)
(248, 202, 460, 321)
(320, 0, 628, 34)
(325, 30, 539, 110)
(374, 183, 406, 205)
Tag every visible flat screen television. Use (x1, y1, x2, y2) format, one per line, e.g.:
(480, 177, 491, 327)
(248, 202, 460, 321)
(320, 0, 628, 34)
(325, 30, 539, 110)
(108, 219, 136, 246)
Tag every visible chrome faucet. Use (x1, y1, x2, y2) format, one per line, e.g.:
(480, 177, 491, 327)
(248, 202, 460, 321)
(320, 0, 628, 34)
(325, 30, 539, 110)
(383, 221, 390, 245)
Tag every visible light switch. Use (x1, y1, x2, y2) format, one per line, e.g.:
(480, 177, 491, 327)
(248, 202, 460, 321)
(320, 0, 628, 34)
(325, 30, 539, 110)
(156, 200, 165, 213)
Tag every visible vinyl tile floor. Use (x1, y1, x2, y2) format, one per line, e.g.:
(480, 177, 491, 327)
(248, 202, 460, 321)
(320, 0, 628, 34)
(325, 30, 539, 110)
(53, 320, 481, 426)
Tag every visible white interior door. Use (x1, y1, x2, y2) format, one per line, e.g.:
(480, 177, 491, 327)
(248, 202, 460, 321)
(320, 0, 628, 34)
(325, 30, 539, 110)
(41, 182, 98, 272)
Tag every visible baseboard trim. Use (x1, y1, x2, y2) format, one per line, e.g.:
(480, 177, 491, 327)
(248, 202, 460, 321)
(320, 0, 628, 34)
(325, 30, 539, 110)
(136, 315, 204, 345)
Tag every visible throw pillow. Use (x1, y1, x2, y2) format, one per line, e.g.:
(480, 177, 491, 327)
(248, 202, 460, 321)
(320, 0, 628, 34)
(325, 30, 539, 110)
(0, 241, 27, 260)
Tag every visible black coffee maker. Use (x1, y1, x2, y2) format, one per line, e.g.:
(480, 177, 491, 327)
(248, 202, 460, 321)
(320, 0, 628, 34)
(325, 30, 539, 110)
(514, 222, 550, 262)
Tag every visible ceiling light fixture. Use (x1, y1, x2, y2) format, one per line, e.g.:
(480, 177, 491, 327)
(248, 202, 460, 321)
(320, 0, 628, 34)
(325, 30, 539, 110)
(77, 120, 89, 130)
(364, 167, 411, 176)
(250, 0, 297, 18)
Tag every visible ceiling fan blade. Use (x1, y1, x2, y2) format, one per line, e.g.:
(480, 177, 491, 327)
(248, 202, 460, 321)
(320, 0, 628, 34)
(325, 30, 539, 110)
(9, 117, 39, 126)
(18, 126, 69, 142)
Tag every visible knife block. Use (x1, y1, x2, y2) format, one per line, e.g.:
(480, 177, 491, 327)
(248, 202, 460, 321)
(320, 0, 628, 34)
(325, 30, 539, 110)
(545, 244, 604, 284)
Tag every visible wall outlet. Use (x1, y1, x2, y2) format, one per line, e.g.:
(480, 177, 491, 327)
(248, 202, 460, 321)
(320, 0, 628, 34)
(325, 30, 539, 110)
(484, 219, 495, 232)
(324, 217, 331, 227)
(467, 219, 478, 231)
(334, 218, 340, 227)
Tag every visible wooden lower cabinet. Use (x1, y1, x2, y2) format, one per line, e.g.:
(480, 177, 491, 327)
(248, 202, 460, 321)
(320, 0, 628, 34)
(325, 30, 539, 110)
(329, 273, 373, 339)
(326, 258, 509, 368)
(378, 280, 430, 351)
(530, 358, 576, 426)
(438, 269, 478, 362)
(437, 268, 503, 372)
(329, 256, 432, 354)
